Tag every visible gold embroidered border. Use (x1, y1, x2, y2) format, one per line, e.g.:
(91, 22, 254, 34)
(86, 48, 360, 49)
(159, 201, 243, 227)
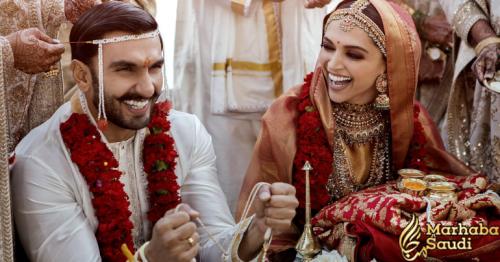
(0, 39, 14, 262)
(212, 73, 272, 79)
(230, 216, 255, 261)
(27, 0, 40, 29)
(213, 59, 280, 72)
(214, 0, 283, 97)
(262, 0, 283, 97)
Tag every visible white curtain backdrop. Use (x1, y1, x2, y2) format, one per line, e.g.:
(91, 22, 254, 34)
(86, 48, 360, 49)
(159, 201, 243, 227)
(156, 1, 178, 89)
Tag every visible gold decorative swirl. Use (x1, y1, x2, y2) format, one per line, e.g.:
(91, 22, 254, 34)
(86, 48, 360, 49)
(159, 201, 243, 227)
(399, 214, 426, 261)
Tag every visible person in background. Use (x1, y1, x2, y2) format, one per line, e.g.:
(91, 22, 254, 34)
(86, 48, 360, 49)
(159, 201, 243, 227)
(174, 0, 327, 214)
(0, 1, 100, 261)
(394, 0, 454, 128)
(11, 2, 298, 261)
(439, 0, 500, 183)
(237, 0, 480, 260)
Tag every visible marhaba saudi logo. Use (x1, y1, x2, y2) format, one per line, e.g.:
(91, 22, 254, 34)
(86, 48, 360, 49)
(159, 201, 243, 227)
(399, 214, 499, 261)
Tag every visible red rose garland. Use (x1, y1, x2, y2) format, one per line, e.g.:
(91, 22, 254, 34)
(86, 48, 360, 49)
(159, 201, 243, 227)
(292, 73, 430, 213)
(143, 102, 181, 223)
(60, 101, 180, 262)
(293, 73, 332, 212)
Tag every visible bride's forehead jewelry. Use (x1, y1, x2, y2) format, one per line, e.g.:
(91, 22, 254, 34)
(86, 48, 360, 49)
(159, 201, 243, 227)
(324, 0, 386, 57)
(69, 30, 163, 130)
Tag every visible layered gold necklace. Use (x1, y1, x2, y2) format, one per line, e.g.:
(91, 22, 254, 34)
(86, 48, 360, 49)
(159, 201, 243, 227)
(327, 103, 392, 200)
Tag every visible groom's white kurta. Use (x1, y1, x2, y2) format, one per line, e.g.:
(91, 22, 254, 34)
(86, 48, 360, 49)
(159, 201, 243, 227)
(11, 102, 241, 262)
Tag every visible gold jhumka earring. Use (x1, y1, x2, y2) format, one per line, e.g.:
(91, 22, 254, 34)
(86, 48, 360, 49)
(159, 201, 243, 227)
(374, 73, 390, 110)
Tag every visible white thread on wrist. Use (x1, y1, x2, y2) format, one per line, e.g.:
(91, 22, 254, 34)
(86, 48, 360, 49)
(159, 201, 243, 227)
(134, 241, 150, 262)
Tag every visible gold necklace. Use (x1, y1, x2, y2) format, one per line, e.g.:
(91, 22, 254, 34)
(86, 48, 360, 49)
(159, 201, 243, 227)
(327, 103, 393, 200)
(333, 102, 385, 144)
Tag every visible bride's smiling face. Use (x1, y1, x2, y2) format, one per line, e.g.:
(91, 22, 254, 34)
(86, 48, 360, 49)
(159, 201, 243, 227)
(317, 19, 386, 105)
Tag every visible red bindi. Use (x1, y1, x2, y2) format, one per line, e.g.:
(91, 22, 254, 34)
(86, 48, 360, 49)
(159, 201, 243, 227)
(143, 58, 152, 68)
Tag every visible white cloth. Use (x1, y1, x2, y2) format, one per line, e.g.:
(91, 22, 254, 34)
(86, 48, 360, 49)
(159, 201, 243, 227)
(208, 0, 325, 114)
(108, 137, 150, 248)
(11, 102, 241, 262)
(174, 0, 326, 214)
(174, 0, 326, 118)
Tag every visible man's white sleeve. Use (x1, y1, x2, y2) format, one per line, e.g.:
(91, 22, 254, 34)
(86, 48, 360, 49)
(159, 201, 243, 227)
(11, 155, 101, 262)
(180, 115, 250, 261)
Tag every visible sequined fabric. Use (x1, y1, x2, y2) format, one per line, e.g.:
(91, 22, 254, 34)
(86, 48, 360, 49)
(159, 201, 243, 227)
(443, 0, 500, 183)
(0, 0, 65, 151)
(314, 174, 495, 237)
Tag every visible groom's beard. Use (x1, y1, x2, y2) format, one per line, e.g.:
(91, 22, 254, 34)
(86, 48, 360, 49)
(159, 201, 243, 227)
(91, 76, 160, 130)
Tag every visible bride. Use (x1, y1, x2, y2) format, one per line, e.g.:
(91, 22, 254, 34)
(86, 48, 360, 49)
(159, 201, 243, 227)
(237, 0, 478, 260)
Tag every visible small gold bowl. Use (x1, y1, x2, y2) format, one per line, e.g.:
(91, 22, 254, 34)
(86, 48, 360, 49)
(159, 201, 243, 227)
(424, 174, 447, 183)
(397, 169, 426, 191)
(400, 178, 427, 197)
(398, 169, 426, 179)
(428, 181, 456, 192)
(428, 182, 457, 202)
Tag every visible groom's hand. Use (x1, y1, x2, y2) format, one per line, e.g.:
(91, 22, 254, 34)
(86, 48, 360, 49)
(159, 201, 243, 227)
(254, 182, 299, 233)
(146, 204, 200, 262)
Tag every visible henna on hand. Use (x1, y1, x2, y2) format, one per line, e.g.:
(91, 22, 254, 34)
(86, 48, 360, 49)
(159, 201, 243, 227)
(5, 28, 65, 74)
(472, 43, 499, 82)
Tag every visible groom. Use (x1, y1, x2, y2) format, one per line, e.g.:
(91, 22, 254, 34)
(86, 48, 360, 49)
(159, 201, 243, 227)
(11, 2, 298, 262)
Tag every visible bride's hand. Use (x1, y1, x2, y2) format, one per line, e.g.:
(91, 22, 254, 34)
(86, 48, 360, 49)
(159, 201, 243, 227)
(254, 182, 299, 234)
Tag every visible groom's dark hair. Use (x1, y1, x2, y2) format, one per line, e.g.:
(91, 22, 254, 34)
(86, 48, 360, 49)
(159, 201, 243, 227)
(70, 1, 160, 65)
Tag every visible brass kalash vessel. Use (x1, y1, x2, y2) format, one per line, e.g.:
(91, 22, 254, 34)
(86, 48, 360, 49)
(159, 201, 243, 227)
(295, 161, 322, 261)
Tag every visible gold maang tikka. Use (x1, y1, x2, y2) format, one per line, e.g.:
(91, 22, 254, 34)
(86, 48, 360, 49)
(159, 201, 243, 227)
(324, 0, 386, 57)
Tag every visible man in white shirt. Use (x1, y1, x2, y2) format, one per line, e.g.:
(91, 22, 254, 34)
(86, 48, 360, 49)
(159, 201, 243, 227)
(11, 2, 298, 262)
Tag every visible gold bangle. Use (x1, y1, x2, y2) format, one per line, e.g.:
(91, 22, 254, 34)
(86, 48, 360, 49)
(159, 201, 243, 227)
(474, 36, 500, 55)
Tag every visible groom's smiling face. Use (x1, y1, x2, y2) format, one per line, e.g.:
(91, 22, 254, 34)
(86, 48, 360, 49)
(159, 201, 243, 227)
(88, 30, 164, 130)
